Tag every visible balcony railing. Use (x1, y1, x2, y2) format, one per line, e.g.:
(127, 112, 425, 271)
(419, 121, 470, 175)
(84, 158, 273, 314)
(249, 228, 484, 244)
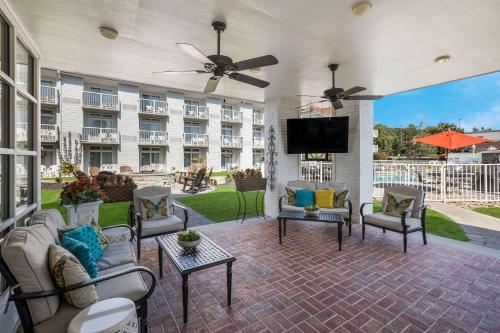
(183, 105, 208, 119)
(221, 135, 243, 148)
(253, 113, 264, 125)
(82, 91, 119, 111)
(41, 86, 57, 104)
(183, 133, 209, 147)
(138, 130, 168, 145)
(138, 99, 168, 115)
(221, 109, 243, 123)
(253, 137, 265, 149)
(41, 124, 58, 142)
(82, 127, 120, 144)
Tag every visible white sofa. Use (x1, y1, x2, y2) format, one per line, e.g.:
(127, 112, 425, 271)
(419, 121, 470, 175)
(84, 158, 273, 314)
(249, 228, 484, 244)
(279, 180, 353, 235)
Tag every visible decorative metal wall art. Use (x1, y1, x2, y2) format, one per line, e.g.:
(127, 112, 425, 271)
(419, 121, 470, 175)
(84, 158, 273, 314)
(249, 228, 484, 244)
(266, 125, 277, 191)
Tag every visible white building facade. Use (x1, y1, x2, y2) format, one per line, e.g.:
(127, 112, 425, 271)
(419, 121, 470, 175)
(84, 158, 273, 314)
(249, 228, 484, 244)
(40, 69, 265, 173)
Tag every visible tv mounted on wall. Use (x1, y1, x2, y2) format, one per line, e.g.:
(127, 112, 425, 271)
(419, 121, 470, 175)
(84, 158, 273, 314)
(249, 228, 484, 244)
(287, 117, 349, 154)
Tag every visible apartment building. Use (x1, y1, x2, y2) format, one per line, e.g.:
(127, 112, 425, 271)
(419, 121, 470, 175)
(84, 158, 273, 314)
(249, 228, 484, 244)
(40, 69, 266, 173)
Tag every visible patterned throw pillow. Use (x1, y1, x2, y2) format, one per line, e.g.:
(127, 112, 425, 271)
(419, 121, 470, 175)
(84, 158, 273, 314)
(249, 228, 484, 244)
(295, 189, 315, 207)
(314, 189, 334, 208)
(63, 224, 103, 262)
(285, 187, 300, 206)
(90, 218, 108, 250)
(61, 236, 99, 278)
(383, 193, 415, 217)
(49, 244, 98, 308)
(140, 194, 170, 221)
(333, 190, 349, 208)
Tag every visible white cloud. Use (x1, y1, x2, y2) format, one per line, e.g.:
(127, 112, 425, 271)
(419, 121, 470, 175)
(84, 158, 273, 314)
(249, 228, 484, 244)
(462, 102, 500, 131)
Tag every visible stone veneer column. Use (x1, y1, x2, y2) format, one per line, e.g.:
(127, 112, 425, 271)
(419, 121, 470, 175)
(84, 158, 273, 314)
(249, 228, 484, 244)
(117, 84, 140, 171)
(166, 91, 185, 171)
(206, 97, 222, 170)
(264, 97, 300, 218)
(334, 100, 374, 222)
(240, 102, 254, 169)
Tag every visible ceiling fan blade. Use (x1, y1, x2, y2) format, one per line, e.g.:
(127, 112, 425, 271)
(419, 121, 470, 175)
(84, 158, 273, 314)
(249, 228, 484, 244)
(296, 94, 323, 98)
(229, 73, 269, 88)
(176, 43, 214, 64)
(204, 76, 220, 94)
(153, 70, 208, 75)
(339, 86, 366, 96)
(331, 100, 343, 109)
(233, 55, 278, 71)
(343, 95, 383, 100)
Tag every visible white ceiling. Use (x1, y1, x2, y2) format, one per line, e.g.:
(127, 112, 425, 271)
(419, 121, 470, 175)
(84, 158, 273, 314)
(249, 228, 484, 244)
(9, 0, 500, 102)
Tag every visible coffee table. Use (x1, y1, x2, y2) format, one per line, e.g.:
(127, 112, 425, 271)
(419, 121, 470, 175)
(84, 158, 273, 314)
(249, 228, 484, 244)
(277, 210, 344, 251)
(156, 233, 236, 323)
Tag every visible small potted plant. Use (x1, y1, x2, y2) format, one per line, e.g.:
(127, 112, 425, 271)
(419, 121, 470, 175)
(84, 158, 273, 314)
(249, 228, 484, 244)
(177, 229, 202, 249)
(304, 204, 320, 217)
(60, 178, 106, 226)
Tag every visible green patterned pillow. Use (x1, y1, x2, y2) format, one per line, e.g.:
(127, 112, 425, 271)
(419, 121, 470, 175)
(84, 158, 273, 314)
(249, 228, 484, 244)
(383, 193, 415, 217)
(333, 190, 349, 208)
(48, 244, 98, 308)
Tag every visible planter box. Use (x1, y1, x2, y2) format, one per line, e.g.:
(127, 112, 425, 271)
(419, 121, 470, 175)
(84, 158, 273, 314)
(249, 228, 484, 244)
(101, 185, 136, 203)
(234, 178, 267, 192)
(64, 200, 102, 227)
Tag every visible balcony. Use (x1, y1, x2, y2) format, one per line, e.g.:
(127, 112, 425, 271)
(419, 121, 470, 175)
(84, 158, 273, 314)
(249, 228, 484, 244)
(253, 113, 264, 125)
(82, 127, 120, 144)
(253, 137, 265, 149)
(41, 124, 58, 142)
(183, 133, 209, 147)
(221, 109, 243, 123)
(138, 130, 168, 146)
(183, 105, 208, 120)
(82, 91, 119, 111)
(41, 85, 57, 105)
(221, 135, 243, 148)
(138, 99, 168, 116)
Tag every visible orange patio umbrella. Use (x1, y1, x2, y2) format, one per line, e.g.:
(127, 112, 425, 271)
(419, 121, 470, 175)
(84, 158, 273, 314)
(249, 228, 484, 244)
(414, 130, 491, 150)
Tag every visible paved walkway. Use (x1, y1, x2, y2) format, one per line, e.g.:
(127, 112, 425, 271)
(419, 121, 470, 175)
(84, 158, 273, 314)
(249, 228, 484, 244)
(430, 202, 500, 250)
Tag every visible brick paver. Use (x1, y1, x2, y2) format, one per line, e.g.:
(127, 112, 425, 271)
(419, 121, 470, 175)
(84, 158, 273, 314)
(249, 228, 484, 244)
(139, 220, 500, 332)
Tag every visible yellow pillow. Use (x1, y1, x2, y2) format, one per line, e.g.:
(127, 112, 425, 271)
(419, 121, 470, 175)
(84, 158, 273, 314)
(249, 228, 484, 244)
(314, 189, 335, 208)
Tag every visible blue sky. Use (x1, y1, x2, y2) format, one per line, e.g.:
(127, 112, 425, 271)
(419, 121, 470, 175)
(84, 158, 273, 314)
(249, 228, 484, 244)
(374, 71, 500, 131)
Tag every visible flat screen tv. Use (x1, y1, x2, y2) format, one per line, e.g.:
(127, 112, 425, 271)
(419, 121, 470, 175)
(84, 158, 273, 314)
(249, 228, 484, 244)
(287, 117, 349, 154)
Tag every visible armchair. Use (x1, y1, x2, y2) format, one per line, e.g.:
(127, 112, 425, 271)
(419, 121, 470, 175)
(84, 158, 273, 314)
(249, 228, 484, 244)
(360, 185, 428, 253)
(129, 186, 188, 259)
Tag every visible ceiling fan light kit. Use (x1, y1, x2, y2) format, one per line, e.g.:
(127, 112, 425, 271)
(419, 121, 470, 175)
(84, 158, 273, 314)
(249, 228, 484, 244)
(98, 27, 118, 40)
(435, 55, 451, 63)
(154, 20, 279, 94)
(352, 1, 373, 16)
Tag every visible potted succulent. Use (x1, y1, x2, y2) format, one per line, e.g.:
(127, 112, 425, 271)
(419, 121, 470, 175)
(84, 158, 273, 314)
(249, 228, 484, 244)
(60, 178, 106, 226)
(304, 204, 320, 217)
(177, 229, 202, 249)
(232, 168, 267, 192)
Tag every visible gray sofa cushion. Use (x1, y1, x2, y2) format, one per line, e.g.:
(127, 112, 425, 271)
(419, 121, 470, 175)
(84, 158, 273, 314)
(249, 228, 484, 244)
(97, 263, 148, 301)
(1, 225, 59, 324)
(286, 180, 315, 190)
(363, 212, 421, 231)
(141, 215, 184, 236)
(98, 241, 136, 270)
(102, 226, 133, 243)
(26, 209, 67, 243)
(34, 302, 80, 333)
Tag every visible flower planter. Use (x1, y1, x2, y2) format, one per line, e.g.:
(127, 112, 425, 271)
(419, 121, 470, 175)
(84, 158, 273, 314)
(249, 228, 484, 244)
(234, 178, 267, 192)
(101, 185, 136, 203)
(64, 200, 102, 227)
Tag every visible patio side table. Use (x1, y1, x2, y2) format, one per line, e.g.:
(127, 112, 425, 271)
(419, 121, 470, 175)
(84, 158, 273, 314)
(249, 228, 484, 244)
(156, 233, 236, 323)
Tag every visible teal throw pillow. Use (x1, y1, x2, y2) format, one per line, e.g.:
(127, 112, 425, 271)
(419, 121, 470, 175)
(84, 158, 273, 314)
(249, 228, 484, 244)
(63, 224, 103, 262)
(295, 189, 315, 207)
(61, 236, 99, 278)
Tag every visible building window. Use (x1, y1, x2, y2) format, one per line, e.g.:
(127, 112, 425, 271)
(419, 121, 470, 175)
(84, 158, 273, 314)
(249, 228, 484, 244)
(88, 113, 113, 128)
(253, 127, 263, 138)
(41, 145, 55, 168)
(141, 147, 161, 166)
(89, 146, 113, 168)
(16, 94, 33, 150)
(222, 125, 233, 136)
(140, 118, 161, 131)
(221, 149, 234, 170)
(184, 121, 200, 134)
(16, 39, 34, 94)
(184, 99, 200, 112)
(0, 81, 8, 148)
(253, 151, 264, 168)
(184, 148, 199, 168)
(41, 109, 55, 125)
(16, 155, 33, 207)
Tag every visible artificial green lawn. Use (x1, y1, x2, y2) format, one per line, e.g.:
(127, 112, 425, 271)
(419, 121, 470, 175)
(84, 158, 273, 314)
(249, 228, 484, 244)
(176, 184, 264, 222)
(472, 207, 500, 219)
(373, 201, 469, 241)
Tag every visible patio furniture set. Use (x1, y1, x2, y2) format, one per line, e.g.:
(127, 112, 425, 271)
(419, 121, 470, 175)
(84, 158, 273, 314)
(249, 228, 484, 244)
(177, 165, 214, 193)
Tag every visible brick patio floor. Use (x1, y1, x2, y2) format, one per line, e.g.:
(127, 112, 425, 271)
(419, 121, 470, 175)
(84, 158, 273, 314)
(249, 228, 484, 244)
(138, 221, 500, 333)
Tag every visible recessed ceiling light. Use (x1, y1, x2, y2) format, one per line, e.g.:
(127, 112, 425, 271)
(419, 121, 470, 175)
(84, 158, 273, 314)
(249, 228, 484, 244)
(249, 67, 261, 74)
(98, 27, 118, 40)
(352, 1, 372, 16)
(434, 55, 451, 63)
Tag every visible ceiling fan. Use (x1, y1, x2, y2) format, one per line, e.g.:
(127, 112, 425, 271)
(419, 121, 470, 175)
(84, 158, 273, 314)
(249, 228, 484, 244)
(298, 64, 383, 110)
(154, 21, 279, 94)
